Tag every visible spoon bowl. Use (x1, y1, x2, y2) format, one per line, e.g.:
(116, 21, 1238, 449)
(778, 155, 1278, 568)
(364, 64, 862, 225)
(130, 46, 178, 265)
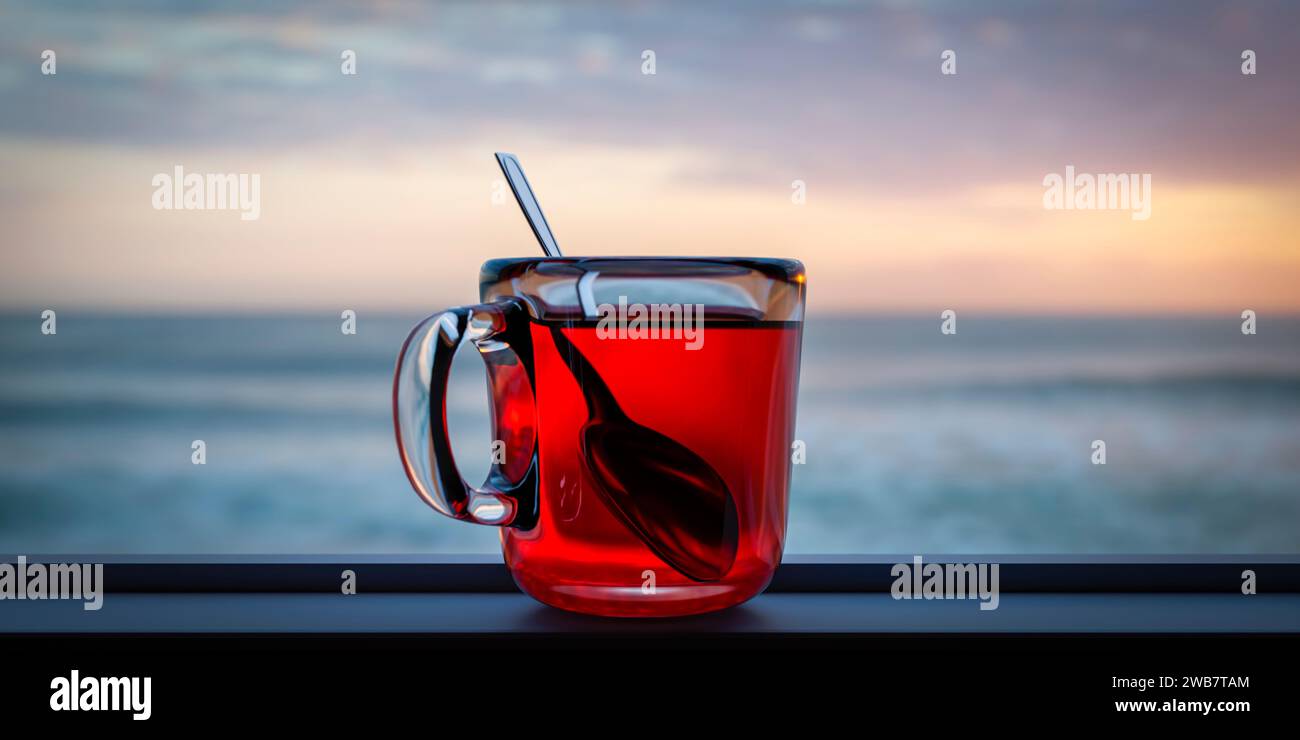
(580, 419, 739, 582)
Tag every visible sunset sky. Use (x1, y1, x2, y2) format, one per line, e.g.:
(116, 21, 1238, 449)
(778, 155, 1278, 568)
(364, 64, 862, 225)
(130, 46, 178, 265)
(1, 0, 1297, 314)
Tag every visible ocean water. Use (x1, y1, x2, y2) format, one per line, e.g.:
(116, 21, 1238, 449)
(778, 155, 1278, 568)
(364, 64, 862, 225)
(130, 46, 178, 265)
(1, 313, 1297, 555)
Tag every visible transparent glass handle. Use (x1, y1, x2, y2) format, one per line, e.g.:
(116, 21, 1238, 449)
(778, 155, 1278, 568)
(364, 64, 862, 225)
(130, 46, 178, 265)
(392, 297, 538, 528)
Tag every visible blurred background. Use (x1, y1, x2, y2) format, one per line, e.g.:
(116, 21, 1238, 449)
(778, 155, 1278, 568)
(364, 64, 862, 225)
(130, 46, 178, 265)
(1, 1, 1297, 554)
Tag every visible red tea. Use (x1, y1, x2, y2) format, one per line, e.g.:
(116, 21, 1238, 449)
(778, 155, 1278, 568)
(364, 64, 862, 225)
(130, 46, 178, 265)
(501, 320, 803, 616)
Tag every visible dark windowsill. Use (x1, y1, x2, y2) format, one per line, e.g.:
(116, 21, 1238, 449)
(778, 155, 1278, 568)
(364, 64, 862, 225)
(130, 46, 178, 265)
(2, 592, 1298, 634)
(1, 556, 1297, 635)
(4, 554, 1297, 593)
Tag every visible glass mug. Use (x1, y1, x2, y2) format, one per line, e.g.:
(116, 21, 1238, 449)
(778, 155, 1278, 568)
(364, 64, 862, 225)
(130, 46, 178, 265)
(394, 257, 805, 616)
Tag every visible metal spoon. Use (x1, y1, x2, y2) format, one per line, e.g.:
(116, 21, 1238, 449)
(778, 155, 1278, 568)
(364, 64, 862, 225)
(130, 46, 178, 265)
(494, 152, 739, 582)
(495, 152, 563, 257)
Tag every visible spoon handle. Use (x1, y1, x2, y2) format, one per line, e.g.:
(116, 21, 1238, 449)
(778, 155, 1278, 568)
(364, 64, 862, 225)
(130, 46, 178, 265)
(495, 152, 563, 257)
(549, 325, 626, 421)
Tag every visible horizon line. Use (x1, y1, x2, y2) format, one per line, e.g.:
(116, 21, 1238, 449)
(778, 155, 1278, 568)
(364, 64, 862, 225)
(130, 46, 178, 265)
(3, 306, 1298, 321)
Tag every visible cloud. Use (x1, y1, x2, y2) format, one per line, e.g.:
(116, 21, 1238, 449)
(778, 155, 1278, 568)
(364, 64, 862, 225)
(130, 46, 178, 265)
(2, 0, 1299, 311)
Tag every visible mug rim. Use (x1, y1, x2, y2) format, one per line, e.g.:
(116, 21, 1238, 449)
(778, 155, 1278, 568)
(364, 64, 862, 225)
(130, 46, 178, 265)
(481, 256, 805, 284)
